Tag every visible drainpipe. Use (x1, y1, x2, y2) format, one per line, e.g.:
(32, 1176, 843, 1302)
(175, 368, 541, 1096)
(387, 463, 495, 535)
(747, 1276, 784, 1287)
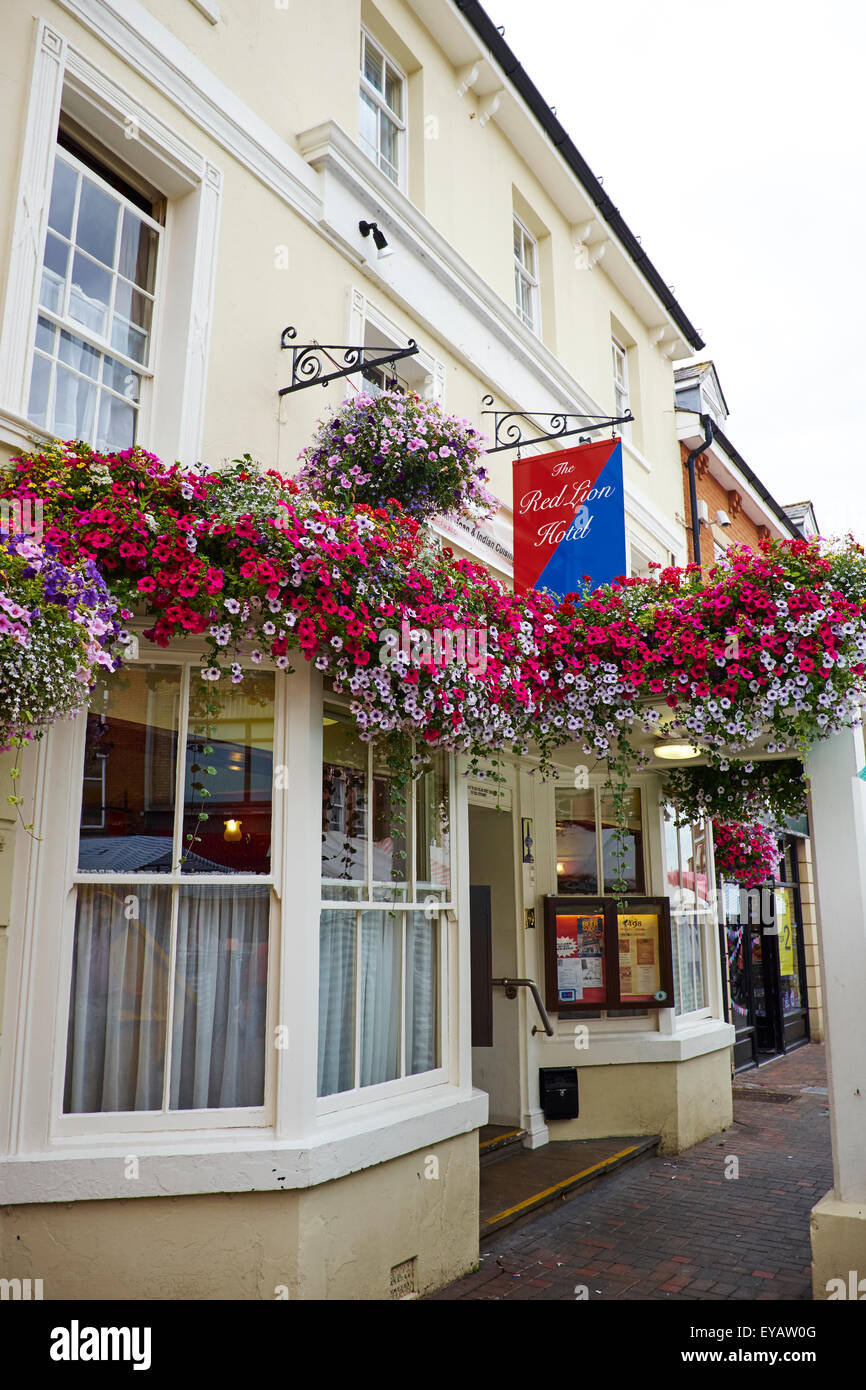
(684, 412, 714, 566)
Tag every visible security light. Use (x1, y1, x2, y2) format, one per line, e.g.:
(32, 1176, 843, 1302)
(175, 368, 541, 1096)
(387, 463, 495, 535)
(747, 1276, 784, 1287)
(715, 509, 732, 527)
(358, 220, 393, 259)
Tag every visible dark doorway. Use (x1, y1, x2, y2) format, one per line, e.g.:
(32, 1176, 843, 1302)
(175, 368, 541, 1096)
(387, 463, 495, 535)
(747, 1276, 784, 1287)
(721, 836, 810, 1071)
(470, 885, 493, 1047)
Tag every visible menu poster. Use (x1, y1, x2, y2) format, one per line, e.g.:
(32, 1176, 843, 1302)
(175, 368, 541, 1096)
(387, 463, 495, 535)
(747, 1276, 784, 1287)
(617, 911, 661, 1002)
(556, 912, 606, 1004)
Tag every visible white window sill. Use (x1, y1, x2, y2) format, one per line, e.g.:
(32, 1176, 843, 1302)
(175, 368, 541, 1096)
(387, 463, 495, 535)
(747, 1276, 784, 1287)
(0, 1087, 489, 1205)
(622, 438, 653, 474)
(538, 1017, 734, 1066)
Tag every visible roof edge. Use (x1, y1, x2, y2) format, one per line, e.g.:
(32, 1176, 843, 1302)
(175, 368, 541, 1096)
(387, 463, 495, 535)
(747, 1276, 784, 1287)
(454, 0, 705, 351)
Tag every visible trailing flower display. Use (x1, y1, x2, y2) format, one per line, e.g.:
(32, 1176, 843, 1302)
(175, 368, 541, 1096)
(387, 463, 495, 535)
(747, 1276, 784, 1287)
(712, 821, 783, 890)
(663, 759, 806, 828)
(0, 529, 126, 749)
(295, 389, 496, 521)
(2, 442, 866, 816)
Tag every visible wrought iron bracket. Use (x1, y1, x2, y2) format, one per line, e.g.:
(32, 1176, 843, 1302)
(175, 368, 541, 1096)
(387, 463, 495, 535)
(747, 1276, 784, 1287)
(481, 395, 634, 453)
(278, 327, 420, 395)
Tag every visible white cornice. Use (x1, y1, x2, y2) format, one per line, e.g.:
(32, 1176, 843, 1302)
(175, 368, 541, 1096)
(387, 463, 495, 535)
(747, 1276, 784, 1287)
(299, 120, 607, 421)
(54, 0, 322, 224)
(405, 0, 695, 358)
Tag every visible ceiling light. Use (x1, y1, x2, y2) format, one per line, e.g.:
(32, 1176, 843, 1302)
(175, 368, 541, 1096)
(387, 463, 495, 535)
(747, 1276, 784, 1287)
(358, 219, 393, 259)
(653, 740, 702, 761)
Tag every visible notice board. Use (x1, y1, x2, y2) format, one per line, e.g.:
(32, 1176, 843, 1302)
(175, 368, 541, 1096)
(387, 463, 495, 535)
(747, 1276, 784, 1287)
(544, 896, 674, 1013)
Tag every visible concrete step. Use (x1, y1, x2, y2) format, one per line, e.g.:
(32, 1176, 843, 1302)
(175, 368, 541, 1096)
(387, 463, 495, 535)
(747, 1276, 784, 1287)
(479, 1125, 528, 1167)
(480, 1134, 659, 1236)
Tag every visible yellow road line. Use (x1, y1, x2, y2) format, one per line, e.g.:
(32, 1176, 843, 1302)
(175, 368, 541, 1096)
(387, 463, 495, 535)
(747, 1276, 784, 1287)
(485, 1145, 640, 1224)
(479, 1129, 524, 1150)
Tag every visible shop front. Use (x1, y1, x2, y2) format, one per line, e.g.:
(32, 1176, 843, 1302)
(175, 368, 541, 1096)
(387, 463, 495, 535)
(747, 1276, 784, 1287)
(721, 834, 810, 1071)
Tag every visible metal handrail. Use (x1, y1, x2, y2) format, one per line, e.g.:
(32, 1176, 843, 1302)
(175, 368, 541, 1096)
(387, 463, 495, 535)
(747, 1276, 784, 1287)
(491, 977, 554, 1037)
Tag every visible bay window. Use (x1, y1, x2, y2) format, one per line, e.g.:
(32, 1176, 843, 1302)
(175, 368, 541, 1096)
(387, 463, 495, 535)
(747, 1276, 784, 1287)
(63, 662, 277, 1120)
(318, 706, 451, 1099)
(28, 129, 162, 451)
(663, 808, 711, 1015)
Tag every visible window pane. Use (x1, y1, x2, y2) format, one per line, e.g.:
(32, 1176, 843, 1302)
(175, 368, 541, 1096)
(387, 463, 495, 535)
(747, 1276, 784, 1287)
(35, 315, 56, 354)
(359, 90, 379, 160)
(359, 910, 401, 1086)
(76, 177, 120, 268)
(77, 664, 182, 872)
(372, 742, 408, 885)
(118, 209, 158, 293)
(513, 220, 522, 260)
(53, 365, 97, 442)
(59, 328, 100, 380)
(182, 671, 275, 875)
(363, 38, 383, 91)
(600, 788, 644, 893)
(69, 250, 112, 335)
(169, 884, 269, 1109)
(97, 390, 136, 451)
(675, 917, 704, 1015)
(27, 352, 52, 428)
(48, 157, 78, 239)
(415, 751, 450, 894)
(406, 910, 438, 1074)
(112, 280, 153, 365)
(64, 882, 171, 1112)
(40, 231, 69, 313)
(322, 710, 368, 883)
(318, 909, 356, 1096)
(555, 788, 598, 894)
(102, 353, 141, 401)
(379, 111, 399, 181)
(384, 63, 402, 118)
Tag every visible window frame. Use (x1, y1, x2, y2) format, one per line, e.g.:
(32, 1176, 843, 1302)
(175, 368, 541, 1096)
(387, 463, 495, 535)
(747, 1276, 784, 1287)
(0, 24, 222, 468)
(662, 805, 712, 1021)
(317, 700, 454, 1113)
(555, 780, 649, 897)
(28, 141, 165, 452)
(513, 214, 540, 333)
(612, 336, 632, 442)
(51, 653, 285, 1139)
(359, 28, 407, 189)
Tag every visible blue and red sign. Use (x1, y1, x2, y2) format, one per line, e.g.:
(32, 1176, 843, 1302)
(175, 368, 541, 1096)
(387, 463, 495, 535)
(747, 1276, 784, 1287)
(513, 438, 626, 599)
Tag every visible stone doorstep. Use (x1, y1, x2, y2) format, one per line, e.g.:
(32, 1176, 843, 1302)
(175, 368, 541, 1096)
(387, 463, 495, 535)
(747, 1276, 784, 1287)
(480, 1136, 659, 1237)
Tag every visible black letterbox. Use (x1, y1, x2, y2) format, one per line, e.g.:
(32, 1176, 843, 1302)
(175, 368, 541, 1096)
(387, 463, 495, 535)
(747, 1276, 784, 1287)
(539, 1066, 579, 1120)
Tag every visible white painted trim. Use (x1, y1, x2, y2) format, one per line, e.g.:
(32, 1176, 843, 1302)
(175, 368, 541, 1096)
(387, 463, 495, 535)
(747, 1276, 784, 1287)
(538, 1017, 734, 1065)
(0, 20, 222, 465)
(54, 0, 321, 224)
(301, 121, 605, 425)
(188, 0, 220, 23)
(0, 1087, 488, 1204)
(0, 22, 67, 417)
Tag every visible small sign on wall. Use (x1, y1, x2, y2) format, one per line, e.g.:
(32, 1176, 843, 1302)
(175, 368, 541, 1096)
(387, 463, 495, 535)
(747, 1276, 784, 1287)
(467, 780, 513, 810)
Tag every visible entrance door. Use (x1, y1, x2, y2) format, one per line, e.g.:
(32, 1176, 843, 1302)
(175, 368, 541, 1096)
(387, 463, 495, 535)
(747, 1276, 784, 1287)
(722, 846, 810, 1070)
(468, 804, 521, 1126)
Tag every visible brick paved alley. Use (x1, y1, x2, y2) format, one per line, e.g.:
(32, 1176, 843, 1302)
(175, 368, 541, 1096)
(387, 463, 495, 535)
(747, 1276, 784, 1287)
(431, 1044, 832, 1301)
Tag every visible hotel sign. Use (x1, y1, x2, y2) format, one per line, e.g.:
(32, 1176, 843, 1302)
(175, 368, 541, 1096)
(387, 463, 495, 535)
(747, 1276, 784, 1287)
(513, 438, 626, 599)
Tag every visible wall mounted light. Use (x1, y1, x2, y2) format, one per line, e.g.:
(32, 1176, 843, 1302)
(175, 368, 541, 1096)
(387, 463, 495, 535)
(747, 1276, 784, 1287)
(223, 818, 243, 842)
(715, 509, 732, 528)
(652, 740, 701, 761)
(358, 219, 393, 259)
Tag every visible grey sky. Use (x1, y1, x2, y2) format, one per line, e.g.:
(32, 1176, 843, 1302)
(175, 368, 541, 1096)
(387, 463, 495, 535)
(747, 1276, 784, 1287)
(487, 0, 866, 541)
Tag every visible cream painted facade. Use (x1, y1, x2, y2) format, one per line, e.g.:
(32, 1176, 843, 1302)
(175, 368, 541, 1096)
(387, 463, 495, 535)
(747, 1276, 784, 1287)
(0, 0, 746, 1301)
